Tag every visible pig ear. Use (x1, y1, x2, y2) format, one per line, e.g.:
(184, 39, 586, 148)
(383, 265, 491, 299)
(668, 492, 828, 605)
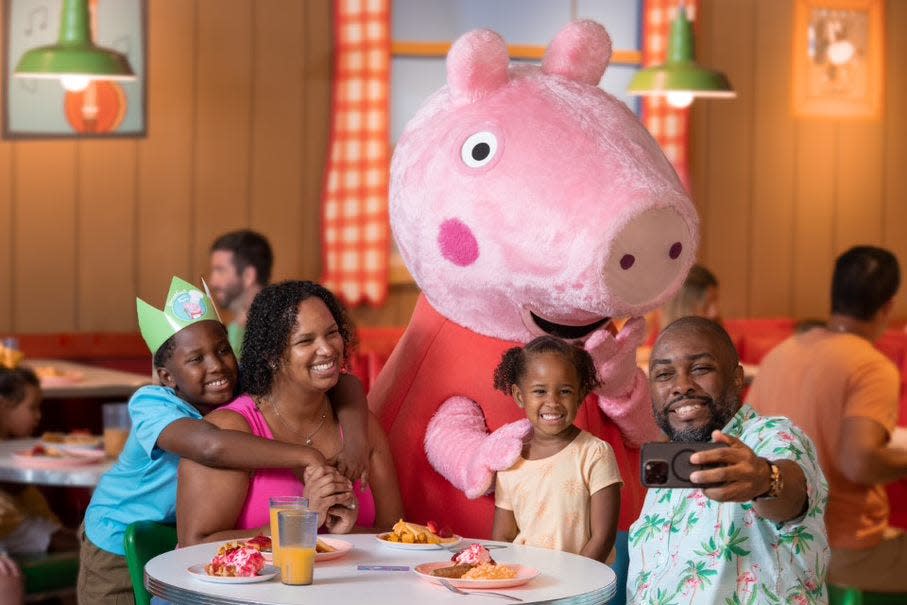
(447, 29, 510, 101)
(542, 20, 611, 85)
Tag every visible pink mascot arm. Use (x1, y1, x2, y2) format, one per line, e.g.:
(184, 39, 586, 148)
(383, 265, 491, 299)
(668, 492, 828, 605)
(585, 317, 661, 446)
(424, 397, 532, 499)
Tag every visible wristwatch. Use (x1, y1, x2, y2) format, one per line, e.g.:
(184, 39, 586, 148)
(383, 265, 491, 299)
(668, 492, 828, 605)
(755, 458, 783, 500)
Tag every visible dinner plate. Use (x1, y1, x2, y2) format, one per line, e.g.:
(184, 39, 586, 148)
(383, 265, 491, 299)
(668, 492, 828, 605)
(38, 371, 84, 387)
(376, 533, 461, 550)
(413, 562, 539, 589)
(40, 440, 103, 454)
(261, 538, 353, 563)
(187, 564, 278, 584)
(12, 449, 106, 468)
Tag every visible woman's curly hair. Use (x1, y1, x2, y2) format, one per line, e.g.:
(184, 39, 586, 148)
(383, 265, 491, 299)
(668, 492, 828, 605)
(239, 281, 357, 396)
(493, 335, 601, 397)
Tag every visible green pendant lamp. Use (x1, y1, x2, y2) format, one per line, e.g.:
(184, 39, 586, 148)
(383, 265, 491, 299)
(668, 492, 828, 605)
(628, 2, 735, 108)
(14, 0, 135, 92)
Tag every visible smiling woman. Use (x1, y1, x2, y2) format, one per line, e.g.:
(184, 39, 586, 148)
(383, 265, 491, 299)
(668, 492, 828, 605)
(176, 281, 404, 547)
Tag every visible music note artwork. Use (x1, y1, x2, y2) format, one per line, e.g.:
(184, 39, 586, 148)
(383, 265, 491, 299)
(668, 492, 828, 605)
(2, 0, 147, 138)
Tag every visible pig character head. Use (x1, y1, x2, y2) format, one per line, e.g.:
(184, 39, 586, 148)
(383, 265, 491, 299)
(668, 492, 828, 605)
(390, 21, 699, 343)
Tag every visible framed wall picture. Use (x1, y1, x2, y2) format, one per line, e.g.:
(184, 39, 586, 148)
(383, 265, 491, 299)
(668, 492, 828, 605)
(792, 0, 884, 119)
(2, 0, 147, 138)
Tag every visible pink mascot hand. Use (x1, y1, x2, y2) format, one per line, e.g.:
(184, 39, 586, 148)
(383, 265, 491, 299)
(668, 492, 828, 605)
(585, 317, 661, 446)
(424, 397, 531, 499)
(585, 317, 646, 398)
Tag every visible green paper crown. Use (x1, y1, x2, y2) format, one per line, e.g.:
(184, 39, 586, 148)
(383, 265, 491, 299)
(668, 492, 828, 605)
(136, 276, 221, 355)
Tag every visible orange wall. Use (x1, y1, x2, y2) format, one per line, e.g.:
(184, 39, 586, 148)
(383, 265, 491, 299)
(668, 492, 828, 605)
(0, 0, 335, 332)
(2, 0, 905, 334)
(692, 0, 907, 321)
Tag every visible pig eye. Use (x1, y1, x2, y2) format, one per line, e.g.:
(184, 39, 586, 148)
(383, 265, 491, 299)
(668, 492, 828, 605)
(460, 131, 498, 168)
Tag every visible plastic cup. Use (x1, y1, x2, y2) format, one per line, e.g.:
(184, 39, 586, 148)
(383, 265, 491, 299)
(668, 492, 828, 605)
(269, 496, 308, 568)
(102, 403, 131, 458)
(277, 510, 319, 585)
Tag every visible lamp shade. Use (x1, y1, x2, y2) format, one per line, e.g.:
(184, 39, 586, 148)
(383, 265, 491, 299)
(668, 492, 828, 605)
(14, 0, 135, 89)
(628, 4, 734, 106)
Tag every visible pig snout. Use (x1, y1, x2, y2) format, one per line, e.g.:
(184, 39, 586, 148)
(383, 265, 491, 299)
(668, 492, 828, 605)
(605, 207, 694, 307)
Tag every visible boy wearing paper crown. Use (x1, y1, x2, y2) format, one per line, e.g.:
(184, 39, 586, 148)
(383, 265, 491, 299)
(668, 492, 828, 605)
(78, 277, 368, 605)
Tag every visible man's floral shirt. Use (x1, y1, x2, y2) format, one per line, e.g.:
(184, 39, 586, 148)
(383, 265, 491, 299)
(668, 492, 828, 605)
(627, 405, 829, 605)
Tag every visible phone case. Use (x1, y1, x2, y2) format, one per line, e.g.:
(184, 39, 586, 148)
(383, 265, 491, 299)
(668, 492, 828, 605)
(640, 441, 728, 488)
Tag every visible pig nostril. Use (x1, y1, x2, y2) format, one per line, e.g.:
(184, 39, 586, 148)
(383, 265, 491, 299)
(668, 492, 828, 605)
(620, 254, 635, 270)
(669, 242, 683, 259)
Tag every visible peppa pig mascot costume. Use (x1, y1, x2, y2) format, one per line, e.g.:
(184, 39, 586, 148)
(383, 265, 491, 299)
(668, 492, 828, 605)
(369, 21, 699, 540)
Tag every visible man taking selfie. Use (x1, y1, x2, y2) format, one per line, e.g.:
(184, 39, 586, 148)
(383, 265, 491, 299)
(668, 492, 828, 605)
(626, 317, 829, 604)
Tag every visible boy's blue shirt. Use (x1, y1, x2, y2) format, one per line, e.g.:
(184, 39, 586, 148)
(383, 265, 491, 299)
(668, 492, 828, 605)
(84, 385, 203, 556)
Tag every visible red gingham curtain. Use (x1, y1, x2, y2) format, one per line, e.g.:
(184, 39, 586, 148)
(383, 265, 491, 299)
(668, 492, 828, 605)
(321, 0, 391, 306)
(641, 0, 699, 191)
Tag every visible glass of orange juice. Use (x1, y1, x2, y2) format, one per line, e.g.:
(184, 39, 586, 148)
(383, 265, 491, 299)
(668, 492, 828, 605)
(277, 510, 319, 585)
(269, 496, 308, 568)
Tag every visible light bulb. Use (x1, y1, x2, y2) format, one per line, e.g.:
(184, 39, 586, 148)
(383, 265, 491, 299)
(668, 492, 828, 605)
(666, 91, 694, 108)
(61, 75, 91, 92)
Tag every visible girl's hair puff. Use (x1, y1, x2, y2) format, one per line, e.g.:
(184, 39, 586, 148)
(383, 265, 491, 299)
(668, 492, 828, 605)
(0, 366, 39, 407)
(493, 335, 601, 396)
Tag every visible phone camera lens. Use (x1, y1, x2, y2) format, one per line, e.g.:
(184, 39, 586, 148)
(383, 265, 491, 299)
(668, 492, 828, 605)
(644, 460, 669, 485)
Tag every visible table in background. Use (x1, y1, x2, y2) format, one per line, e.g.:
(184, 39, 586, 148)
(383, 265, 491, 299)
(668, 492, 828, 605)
(24, 358, 150, 399)
(147, 534, 617, 605)
(0, 438, 113, 487)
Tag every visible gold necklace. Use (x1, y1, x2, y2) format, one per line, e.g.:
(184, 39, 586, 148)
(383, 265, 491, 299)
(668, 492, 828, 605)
(267, 397, 328, 446)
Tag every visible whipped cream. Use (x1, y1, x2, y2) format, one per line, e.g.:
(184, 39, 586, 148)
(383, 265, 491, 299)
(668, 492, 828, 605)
(453, 544, 492, 566)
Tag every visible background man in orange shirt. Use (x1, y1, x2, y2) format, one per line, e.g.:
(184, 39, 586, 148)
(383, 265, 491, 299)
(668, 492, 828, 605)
(750, 245, 907, 594)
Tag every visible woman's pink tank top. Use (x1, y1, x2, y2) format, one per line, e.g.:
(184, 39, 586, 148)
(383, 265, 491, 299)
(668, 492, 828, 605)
(221, 394, 376, 529)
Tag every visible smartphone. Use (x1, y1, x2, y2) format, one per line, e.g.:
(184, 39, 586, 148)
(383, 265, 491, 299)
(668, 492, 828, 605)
(640, 442, 728, 488)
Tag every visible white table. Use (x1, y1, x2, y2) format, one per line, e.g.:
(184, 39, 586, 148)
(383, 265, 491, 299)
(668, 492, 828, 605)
(23, 358, 150, 399)
(0, 438, 113, 487)
(146, 534, 617, 604)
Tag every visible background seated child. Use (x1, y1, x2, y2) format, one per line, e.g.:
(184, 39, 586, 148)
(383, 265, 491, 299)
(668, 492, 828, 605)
(491, 336, 622, 563)
(77, 277, 368, 605)
(1, 366, 79, 605)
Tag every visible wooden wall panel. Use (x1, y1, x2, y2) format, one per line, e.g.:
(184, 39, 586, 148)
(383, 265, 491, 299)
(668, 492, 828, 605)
(694, 0, 907, 322)
(249, 0, 305, 282)
(698, 0, 755, 318)
(77, 141, 138, 330)
(136, 0, 196, 308)
(0, 140, 11, 331)
(791, 124, 836, 319)
(191, 0, 254, 279)
(300, 0, 334, 281)
(836, 122, 884, 250)
(13, 143, 78, 331)
(749, 1, 796, 317)
(883, 0, 907, 318)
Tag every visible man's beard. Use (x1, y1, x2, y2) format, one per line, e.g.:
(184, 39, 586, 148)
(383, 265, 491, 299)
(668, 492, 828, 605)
(654, 392, 740, 442)
(215, 281, 244, 309)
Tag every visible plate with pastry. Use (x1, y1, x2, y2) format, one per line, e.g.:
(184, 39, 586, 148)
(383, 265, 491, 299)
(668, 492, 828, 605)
(41, 431, 103, 454)
(33, 366, 84, 387)
(189, 542, 277, 583)
(376, 519, 460, 550)
(13, 444, 106, 468)
(245, 536, 352, 563)
(414, 544, 538, 589)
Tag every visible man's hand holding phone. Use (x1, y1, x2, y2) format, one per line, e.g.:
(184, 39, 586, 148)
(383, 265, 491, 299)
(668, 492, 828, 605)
(687, 430, 772, 502)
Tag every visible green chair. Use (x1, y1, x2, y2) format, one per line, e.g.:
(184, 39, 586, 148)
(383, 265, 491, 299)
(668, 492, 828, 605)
(828, 584, 906, 605)
(14, 551, 79, 603)
(123, 521, 177, 605)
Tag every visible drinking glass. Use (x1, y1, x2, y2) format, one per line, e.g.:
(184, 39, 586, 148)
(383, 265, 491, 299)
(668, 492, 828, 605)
(102, 403, 131, 458)
(269, 496, 308, 567)
(277, 510, 319, 585)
